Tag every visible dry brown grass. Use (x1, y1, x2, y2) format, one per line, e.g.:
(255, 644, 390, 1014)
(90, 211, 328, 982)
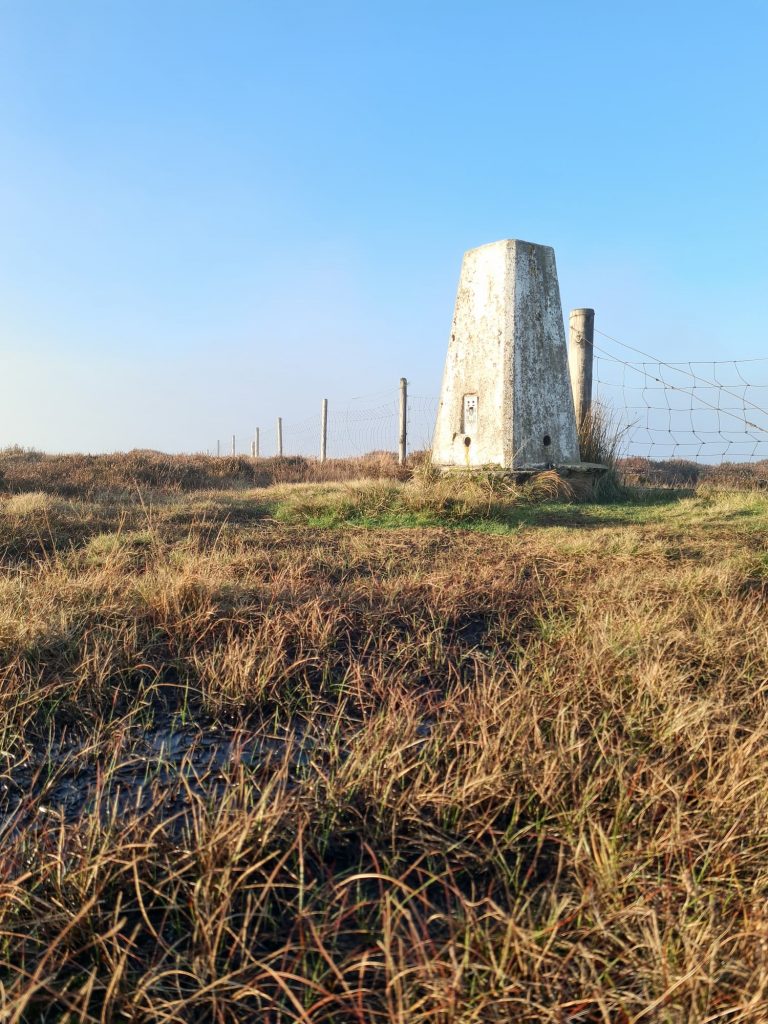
(0, 448, 404, 498)
(1, 471, 768, 1020)
(577, 402, 625, 468)
(619, 456, 768, 491)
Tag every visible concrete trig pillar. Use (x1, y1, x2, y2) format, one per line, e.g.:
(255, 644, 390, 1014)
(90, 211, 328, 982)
(568, 308, 594, 430)
(431, 239, 580, 470)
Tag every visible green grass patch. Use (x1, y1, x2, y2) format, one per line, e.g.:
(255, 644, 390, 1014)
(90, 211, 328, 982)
(269, 479, 768, 535)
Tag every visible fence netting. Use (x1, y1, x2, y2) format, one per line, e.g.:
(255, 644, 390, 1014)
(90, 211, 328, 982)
(593, 329, 768, 462)
(220, 387, 439, 460)
(217, 330, 768, 464)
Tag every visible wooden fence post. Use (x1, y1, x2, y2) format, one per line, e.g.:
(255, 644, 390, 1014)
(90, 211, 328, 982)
(568, 308, 595, 430)
(398, 378, 407, 465)
(320, 399, 328, 463)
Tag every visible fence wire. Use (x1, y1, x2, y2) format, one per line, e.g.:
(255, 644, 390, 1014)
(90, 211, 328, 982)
(593, 329, 768, 462)
(215, 330, 768, 465)
(216, 388, 440, 460)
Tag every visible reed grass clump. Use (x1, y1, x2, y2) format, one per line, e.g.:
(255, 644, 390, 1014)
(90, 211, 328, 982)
(576, 402, 636, 501)
(577, 402, 624, 467)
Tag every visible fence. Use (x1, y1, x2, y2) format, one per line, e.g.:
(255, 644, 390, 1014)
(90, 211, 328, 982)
(591, 330, 768, 462)
(213, 387, 440, 462)
(212, 315, 768, 466)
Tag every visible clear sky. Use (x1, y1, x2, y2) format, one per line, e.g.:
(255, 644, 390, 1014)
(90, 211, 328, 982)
(1, 0, 766, 454)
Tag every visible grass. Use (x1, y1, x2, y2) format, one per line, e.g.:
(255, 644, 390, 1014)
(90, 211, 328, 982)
(0, 447, 406, 498)
(2, 457, 768, 1020)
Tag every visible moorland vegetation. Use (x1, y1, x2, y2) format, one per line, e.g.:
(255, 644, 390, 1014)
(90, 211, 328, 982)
(1, 448, 768, 1021)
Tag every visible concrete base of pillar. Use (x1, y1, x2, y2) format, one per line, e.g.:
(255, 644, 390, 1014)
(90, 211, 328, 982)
(437, 461, 608, 488)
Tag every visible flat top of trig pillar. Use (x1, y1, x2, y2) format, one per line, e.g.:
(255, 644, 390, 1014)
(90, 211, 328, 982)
(466, 238, 555, 256)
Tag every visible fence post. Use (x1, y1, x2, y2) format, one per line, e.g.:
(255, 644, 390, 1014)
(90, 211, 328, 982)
(568, 308, 595, 431)
(398, 377, 407, 465)
(216, 439, 220, 457)
(320, 398, 328, 462)
(276, 417, 283, 457)
(231, 434, 236, 457)
(252, 428, 260, 458)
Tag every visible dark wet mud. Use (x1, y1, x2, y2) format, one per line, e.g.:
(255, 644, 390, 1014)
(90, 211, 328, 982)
(1, 716, 315, 834)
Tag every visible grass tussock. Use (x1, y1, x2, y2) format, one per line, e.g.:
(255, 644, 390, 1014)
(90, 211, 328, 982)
(1, 477, 768, 1020)
(576, 403, 634, 503)
(275, 467, 588, 528)
(577, 401, 624, 468)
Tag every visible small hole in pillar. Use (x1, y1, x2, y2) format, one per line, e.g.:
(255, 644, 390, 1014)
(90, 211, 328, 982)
(464, 436, 471, 447)
(543, 434, 552, 447)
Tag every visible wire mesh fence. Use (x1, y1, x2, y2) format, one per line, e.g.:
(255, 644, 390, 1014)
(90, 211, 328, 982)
(215, 386, 440, 461)
(593, 329, 768, 462)
(330, 393, 400, 458)
(212, 327, 768, 466)
(281, 412, 322, 458)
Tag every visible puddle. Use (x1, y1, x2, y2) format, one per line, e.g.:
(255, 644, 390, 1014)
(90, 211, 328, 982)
(0, 717, 315, 834)
(1, 712, 437, 838)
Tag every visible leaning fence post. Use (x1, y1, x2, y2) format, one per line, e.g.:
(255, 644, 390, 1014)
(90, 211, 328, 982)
(568, 308, 595, 431)
(276, 417, 283, 457)
(320, 398, 328, 463)
(398, 377, 408, 465)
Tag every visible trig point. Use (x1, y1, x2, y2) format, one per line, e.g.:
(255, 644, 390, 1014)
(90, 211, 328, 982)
(432, 239, 581, 471)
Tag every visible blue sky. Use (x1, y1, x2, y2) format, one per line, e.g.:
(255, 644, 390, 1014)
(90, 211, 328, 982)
(1, 0, 766, 453)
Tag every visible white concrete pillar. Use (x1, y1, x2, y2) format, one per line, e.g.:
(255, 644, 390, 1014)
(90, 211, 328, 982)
(432, 239, 580, 469)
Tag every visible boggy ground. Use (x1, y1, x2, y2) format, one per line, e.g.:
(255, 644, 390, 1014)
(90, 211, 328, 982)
(2, 477, 768, 1022)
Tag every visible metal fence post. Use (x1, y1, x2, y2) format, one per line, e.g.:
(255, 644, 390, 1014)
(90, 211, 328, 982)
(398, 377, 407, 465)
(568, 308, 595, 430)
(320, 398, 328, 462)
